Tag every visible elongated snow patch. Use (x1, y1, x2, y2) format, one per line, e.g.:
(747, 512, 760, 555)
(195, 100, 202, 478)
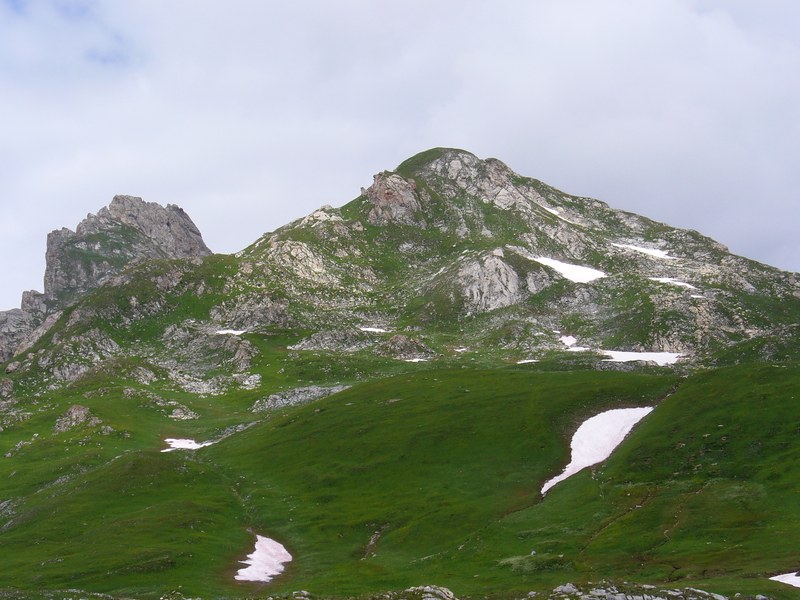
(532, 256, 606, 283)
(235, 535, 292, 582)
(649, 277, 697, 290)
(509, 247, 606, 283)
(359, 326, 389, 333)
(771, 572, 800, 588)
(161, 438, 215, 452)
(541, 407, 653, 494)
(602, 351, 681, 366)
(216, 329, 248, 335)
(612, 243, 675, 259)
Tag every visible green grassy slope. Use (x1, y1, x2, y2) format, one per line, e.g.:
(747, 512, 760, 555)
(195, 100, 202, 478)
(1, 365, 799, 598)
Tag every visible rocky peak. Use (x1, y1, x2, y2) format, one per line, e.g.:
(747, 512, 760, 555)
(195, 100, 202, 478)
(1, 195, 212, 364)
(44, 195, 211, 303)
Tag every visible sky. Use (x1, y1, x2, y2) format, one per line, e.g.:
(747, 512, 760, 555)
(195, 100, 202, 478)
(1, 0, 799, 310)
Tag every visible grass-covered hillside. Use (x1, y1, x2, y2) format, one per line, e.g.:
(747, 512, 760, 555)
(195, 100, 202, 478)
(2, 360, 800, 598)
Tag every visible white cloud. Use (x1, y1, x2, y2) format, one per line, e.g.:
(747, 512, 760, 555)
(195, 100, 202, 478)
(1, 0, 799, 309)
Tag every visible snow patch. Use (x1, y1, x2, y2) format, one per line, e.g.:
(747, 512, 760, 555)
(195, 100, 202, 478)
(543, 206, 561, 216)
(602, 351, 682, 367)
(770, 572, 800, 588)
(216, 329, 248, 336)
(359, 327, 389, 333)
(516, 359, 539, 364)
(404, 358, 429, 363)
(235, 535, 292, 582)
(649, 277, 697, 290)
(559, 335, 577, 347)
(161, 438, 215, 452)
(541, 407, 654, 494)
(509, 247, 606, 283)
(612, 243, 675, 260)
(454, 347, 469, 353)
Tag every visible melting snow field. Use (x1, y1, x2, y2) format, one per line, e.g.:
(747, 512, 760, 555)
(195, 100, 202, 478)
(216, 329, 247, 335)
(649, 277, 697, 290)
(516, 359, 539, 364)
(161, 438, 215, 452)
(541, 407, 654, 495)
(770, 572, 800, 588)
(509, 247, 606, 283)
(532, 256, 607, 283)
(602, 351, 682, 367)
(235, 535, 292, 582)
(612, 243, 675, 260)
(359, 326, 389, 333)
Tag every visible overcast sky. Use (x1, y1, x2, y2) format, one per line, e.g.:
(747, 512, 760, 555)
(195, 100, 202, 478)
(2, 0, 799, 310)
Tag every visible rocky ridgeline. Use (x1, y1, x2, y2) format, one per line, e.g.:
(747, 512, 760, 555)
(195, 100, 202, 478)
(0, 195, 211, 363)
(3, 148, 800, 388)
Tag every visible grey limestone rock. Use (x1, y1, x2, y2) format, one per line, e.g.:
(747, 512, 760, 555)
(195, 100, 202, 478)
(366, 172, 423, 226)
(458, 249, 521, 313)
(251, 384, 350, 412)
(44, 195, 211, 303)
(53, 404, 101, 433)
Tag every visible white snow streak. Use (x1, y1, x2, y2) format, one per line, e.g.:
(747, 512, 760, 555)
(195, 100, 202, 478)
(404, 358, 429, 363)
(359, 327, 389, 333)
(216, 329, 248, 335)
(235, 535, 292, 582)
(559, 335, 578, 347)
(602, 351, 682, 366)
(516, 359, 539, 364)
(612, 243, 675, 260)
(541, 407, 653, 495)
(770, 572, 800, 588)
(509, 247, 606, 283)
(649, 277, 697, 290)
(161, 438, 215, 452)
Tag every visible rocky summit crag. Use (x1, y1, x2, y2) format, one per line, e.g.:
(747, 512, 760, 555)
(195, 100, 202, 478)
(1, 149, 799, 600)
(0, 195, 210, 363)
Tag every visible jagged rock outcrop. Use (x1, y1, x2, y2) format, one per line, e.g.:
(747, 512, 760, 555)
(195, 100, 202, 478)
(0, 195, 211, 364)
(458, 249, 521, 313)
(251, 384, 351, 412)
(53, 405, 101, 433)
(366, 173, 424, 226)
(44, 194, 211, 303)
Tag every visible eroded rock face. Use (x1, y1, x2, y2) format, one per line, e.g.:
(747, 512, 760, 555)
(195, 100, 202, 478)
(459, 250, 521, 313)
(53, 404, 101, 433)
(366, 173, 423, 226)
(0, 309, 33, 363)
(251, 384, 350, 412)
(0, 195, 211, 364)
(44, 195, 211, 302)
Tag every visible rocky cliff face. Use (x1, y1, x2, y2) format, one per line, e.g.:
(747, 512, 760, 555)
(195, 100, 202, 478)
(44, 194, 210, 303)
(0, 195, 211, 362)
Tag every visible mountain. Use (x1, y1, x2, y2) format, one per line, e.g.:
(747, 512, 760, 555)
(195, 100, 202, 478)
(1, 149, 799, 600)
